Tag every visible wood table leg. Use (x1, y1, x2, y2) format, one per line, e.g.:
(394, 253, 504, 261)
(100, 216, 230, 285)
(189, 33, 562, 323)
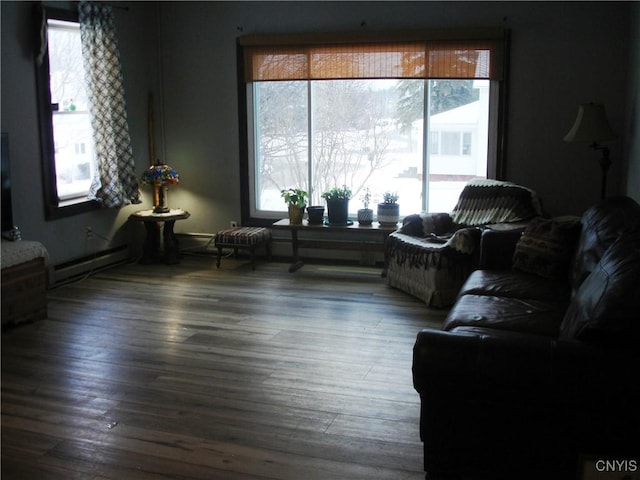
(289, 229, 304, 272)
(216, 247, 223, 268)
(140, 222, 161, 264)
(381, 231, 389, 277)
(163, 220, 180, 264)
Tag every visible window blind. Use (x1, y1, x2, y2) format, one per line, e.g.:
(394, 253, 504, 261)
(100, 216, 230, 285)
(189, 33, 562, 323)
(241, 29, 505, 82)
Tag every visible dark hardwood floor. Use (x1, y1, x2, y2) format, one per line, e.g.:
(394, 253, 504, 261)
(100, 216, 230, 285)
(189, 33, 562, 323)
(2, 254, 447, 479)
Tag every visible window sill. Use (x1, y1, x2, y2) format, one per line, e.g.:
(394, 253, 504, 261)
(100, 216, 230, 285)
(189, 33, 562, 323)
(45, 198, 100, 220)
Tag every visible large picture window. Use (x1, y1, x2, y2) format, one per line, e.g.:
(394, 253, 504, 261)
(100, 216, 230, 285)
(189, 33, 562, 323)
(238, 29, 508, 223)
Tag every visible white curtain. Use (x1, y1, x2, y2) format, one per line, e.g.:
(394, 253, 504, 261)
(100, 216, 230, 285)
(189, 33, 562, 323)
(79, 1, 140, 207)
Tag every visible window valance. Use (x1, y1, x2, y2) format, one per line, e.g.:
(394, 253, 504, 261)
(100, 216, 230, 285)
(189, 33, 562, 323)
(240, 28, 506, 82)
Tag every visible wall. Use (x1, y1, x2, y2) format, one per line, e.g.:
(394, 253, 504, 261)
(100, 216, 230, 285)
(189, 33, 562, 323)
(1, 1, 160, 267)
(2, 1, 637, 270)
(159, 0, 633, 232)
(626, 2, 640, 203)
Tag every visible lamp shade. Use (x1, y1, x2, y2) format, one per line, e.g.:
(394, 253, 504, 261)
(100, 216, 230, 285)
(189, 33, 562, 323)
(141, 162, 179, 186)
(563, 103, 617, 143)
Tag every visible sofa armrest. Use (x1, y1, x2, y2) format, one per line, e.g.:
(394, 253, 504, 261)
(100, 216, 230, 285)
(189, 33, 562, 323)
(478, 228, 523, 269)
(413, 326, 638, 398)
(413, 327, 567, 399)
(412, 327, 640, 458)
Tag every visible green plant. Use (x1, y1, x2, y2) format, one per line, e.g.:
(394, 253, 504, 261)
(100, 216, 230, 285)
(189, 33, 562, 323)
(321, 185, 352, 201)
(360, 187, 372, 209)
(280, 188, 307, 208)
(381, 191, 399, 204)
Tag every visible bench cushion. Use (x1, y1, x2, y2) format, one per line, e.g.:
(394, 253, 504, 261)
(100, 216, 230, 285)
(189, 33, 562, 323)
(215, 227, 271, 246)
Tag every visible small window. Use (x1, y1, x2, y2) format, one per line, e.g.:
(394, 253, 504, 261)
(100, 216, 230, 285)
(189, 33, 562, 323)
(441, 132, 461, 156)
(36, 8, 98, 218)
(462, 132, 472, 156)
(430, 131, 439, 155)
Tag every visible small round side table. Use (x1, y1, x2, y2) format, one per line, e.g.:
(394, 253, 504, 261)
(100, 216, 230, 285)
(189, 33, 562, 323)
(129, 209, 190, 264)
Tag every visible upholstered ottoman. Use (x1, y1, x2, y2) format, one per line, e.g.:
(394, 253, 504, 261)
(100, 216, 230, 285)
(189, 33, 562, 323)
(215, 227, 272, 270)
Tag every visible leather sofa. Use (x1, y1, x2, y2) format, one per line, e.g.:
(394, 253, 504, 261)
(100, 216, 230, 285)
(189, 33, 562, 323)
(412, 196, 640, 479)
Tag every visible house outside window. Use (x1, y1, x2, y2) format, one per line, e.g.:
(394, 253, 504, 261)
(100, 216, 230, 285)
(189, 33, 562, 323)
(238, 30, 507, 223)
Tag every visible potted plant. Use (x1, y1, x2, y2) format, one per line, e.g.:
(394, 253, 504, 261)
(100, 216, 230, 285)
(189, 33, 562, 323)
(377, 191, 400, 226)
(321, 185, 352, 225)
(357, 188, 373, 226)
(306, 205, 325, 225)
(281, 188, 307, 224)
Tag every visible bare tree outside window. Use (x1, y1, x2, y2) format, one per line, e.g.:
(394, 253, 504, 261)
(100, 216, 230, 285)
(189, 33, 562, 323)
(311, 80, 392, 204)
(256, 81, 308, 204)
(253, 77, 488, 215)
(256, 79, 397, 210)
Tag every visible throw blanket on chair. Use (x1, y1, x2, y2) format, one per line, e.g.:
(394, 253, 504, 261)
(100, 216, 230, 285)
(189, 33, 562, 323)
(450, 179, 543, 226)
(386, 227, 481, 270)
(385, 179, 543, 307)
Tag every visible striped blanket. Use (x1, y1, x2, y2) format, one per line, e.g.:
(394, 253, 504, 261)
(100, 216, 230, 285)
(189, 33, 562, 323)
(450, 179, 543, 226)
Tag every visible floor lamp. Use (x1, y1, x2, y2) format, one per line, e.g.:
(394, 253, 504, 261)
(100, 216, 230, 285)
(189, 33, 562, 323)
(564, 103, 617, 199)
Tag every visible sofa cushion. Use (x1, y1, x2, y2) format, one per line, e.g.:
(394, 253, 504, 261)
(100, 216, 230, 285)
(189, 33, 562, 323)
(399, 212, 454, 237)
(560, 234, 640, 345)
(512, 216, 581, 280)
(570, 196, 640, 292)
(460, 270, 571, 303)
(443, 293, 568, 337)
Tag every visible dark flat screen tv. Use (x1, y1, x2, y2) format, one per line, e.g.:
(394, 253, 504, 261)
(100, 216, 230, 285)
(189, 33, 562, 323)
(1, 132, 14, 233)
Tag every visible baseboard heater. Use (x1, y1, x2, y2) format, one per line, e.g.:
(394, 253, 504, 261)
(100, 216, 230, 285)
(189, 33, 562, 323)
(53, 245, 131, 286)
